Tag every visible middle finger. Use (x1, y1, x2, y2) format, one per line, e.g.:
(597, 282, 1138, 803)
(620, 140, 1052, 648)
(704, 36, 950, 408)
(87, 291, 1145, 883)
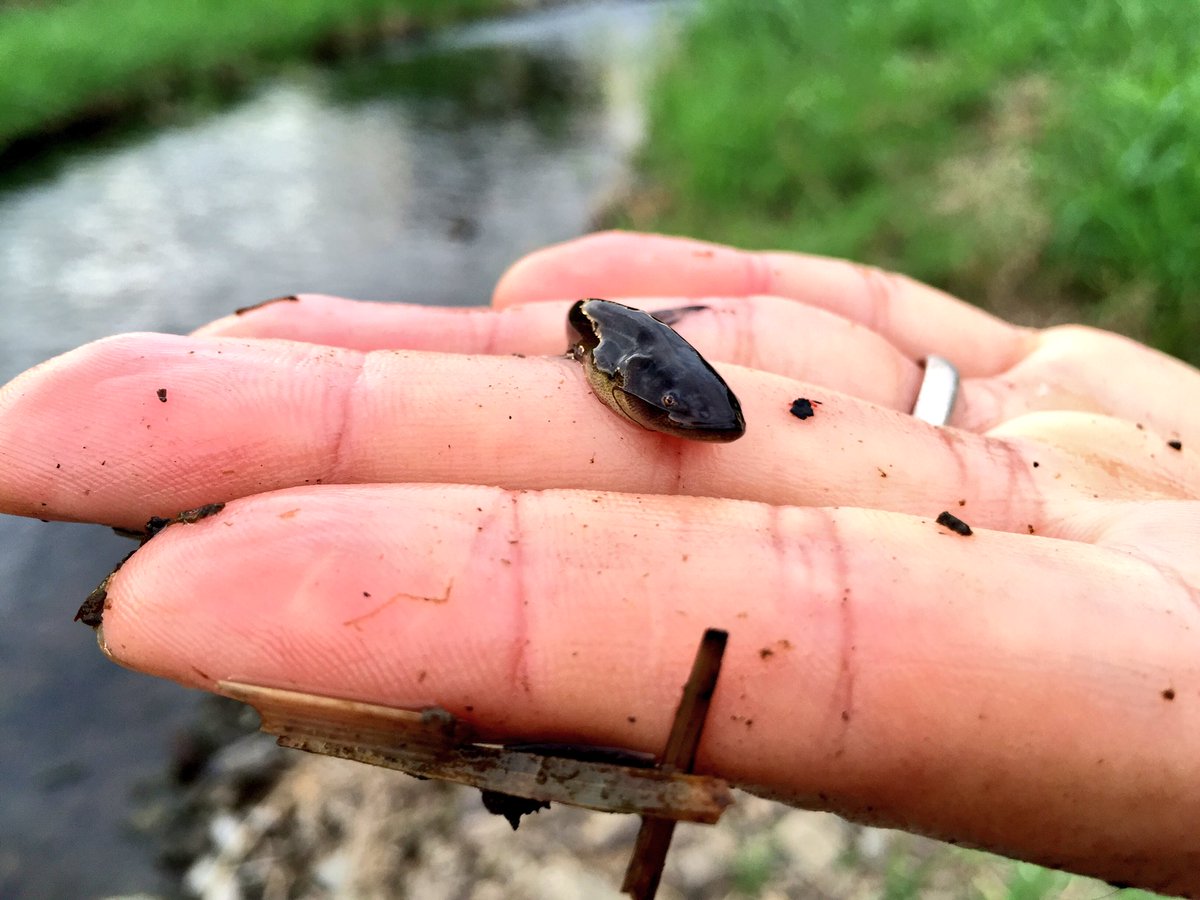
(2, 332, 1195, 531)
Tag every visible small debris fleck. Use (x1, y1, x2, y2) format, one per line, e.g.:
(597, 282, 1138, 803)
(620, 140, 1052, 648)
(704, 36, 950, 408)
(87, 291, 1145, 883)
(74, 576, 112, 627)
(936, 510, 973, 536)
(177, 503, 225, 524)
(1032, 461, 1040, 468)
(1162, 688, 1176, 701)
(789, 397, 818, 420)
(1168, 440, 1182, 451)
(74, 547, 136, 627)
(144, 516, 172, 537)
(156, 388, 168, 402)
(480, 791, 550, 830)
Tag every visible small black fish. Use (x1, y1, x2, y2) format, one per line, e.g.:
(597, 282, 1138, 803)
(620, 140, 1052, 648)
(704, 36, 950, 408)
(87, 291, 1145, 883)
(567, 299, 745, 442)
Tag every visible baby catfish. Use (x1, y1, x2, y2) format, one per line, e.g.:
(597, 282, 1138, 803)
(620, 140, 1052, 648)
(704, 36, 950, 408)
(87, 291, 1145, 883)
(567, 298, 745, 442)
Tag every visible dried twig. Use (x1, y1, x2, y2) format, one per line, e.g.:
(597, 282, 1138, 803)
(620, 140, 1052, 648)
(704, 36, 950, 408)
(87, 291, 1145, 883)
(621, 628, 729, 899)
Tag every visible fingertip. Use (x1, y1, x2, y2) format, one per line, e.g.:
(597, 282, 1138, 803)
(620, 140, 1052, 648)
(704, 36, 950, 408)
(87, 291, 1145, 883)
(492, 230, 708, 308)
(190, 294, 312, 339)
(491, 233, 601, 308)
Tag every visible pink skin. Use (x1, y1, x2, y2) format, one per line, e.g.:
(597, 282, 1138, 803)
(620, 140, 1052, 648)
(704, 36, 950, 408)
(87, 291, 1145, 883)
(1, 231, 1199, 894)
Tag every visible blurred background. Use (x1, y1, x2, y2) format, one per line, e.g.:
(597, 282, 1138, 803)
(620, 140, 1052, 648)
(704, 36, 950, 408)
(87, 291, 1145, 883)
(0, 0, 1193, 897)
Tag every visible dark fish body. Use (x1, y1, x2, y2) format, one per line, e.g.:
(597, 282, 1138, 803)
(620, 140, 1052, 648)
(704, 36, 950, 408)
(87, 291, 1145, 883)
(567, 299, 745, 442)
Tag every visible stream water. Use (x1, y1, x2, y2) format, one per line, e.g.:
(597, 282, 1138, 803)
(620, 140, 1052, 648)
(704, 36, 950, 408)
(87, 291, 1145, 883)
(0, 2, 684, 895)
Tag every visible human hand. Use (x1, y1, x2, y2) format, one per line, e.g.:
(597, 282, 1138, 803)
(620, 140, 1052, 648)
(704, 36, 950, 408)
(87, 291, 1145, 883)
(0, 232, 1196, 895)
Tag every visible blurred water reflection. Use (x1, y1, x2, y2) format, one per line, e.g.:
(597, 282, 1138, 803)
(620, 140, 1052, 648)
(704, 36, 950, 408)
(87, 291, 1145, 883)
(0, 2, 683, 895)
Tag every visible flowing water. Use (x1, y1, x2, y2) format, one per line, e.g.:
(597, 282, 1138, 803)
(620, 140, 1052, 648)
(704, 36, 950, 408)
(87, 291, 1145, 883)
(0, 3, 684, 894)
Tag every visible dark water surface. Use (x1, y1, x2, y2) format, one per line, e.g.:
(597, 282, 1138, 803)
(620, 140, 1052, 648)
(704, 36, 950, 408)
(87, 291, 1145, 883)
(0, 3, 683, 895)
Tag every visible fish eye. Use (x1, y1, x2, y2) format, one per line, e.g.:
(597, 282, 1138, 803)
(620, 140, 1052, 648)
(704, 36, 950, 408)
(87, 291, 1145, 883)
(661, 391, 678, 408)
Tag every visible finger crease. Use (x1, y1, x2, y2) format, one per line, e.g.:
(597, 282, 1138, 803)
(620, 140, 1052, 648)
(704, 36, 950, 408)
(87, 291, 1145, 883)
(326, 350, 370, 483)
(744, 250, 776, 296)
(506, 491, 533, 695)
(851, 262, 901, 337)
(1119, 545, 1200, 618)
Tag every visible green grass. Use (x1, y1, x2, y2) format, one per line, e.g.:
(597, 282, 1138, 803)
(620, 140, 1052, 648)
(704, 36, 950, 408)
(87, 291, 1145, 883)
(729, 832, 782, 894)
(628, 0, 1200, 364)
(0, 0, 511, 151)
(876, 839, 1175, 900)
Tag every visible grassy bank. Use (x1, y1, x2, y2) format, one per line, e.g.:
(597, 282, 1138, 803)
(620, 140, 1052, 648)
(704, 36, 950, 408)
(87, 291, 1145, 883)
(0, 0, 512, 155)
(627, 0, 1200, 365)
(629, 3, 1192, 892)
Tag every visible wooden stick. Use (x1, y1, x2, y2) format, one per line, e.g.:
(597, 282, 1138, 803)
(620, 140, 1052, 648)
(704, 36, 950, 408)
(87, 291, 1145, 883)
(621, 628, 729, 899)
(219, 680, 732, 823)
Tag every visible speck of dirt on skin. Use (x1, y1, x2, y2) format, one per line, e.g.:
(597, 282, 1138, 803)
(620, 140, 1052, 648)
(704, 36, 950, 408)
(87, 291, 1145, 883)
(156, 388, 167, 402)
(1162, 688, 1176, 701)
(1032, 461, 1040, 468)
(627, 716, 637, 724)
(235, 295, 299, 316)
(1027, 524, 1036, 534)
(789, 397, 818, 420)
(958, 499, 966, 506)
(936, 510, 973, 536)
(1168, 440, 1182, 451)
(759, 647, 774, 660)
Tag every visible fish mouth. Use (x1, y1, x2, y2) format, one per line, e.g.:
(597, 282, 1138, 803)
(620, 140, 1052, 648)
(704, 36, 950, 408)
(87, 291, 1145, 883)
(667, 413, 746, 442)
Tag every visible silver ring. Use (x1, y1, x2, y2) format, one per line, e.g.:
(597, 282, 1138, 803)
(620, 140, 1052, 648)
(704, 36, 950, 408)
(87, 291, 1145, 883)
(911, 355, 960, 426)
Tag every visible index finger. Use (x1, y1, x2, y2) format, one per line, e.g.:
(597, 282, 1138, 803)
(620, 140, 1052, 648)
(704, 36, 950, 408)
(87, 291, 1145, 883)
(492, 231, 1029, 376)
(97, 484, 1200, 896)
